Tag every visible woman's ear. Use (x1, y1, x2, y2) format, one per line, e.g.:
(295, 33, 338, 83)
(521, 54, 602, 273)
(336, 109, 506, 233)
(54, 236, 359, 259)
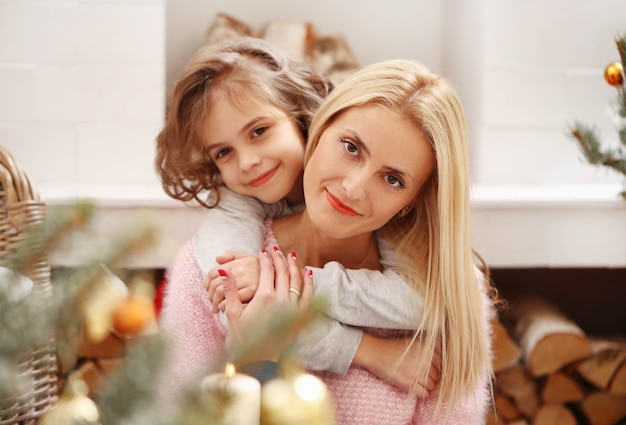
(395, 205, 412, 219)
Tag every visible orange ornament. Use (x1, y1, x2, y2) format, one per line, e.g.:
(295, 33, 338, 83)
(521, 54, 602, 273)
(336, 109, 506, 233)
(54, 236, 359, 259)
(112, 296, 155, 336)
(604, 62, 624, 87)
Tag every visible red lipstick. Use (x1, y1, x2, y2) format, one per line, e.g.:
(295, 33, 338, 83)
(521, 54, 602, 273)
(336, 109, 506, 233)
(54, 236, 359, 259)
(326, 190, 358, 216)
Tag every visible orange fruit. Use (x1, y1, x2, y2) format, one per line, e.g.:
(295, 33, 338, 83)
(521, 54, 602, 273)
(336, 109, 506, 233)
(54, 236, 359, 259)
(112, 297, 154, 336)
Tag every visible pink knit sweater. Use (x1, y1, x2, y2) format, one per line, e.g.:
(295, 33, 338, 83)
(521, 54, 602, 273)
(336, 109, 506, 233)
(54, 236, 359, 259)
(158, 236, 493, 425)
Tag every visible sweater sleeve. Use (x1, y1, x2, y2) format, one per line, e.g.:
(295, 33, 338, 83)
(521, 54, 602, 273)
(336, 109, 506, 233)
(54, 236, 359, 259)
(290, 314, 363, 376)
(193, 188, 267, 277)
(309, 232, 424, 329)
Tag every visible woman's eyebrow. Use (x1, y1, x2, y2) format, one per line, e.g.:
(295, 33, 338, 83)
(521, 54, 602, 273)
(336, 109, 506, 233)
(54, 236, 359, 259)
(349, 128, 414, 183)
(343, 127, 371, 157)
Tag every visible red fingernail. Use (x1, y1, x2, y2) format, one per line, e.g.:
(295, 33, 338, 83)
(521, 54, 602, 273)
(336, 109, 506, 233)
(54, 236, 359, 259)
(307, 269, 313, 278)
(261, 249, 268, 256)
(290, 251, 296, 260)
(273, 246, 281, 253)
(218, 269, 227, 278)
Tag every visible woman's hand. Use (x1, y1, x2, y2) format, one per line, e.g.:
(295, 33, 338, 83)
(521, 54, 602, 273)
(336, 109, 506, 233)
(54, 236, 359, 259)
(206, 251, 260, 313)
(220, 248, 314, 363)
(353, 333, 442, 397)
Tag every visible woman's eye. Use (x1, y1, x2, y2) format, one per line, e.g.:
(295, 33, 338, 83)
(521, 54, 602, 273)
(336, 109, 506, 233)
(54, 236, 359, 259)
(341, 139, 359, 155)
(215, 147, 232, 159)
(252, 126, 267, 138)
(385, 174, 405, 188)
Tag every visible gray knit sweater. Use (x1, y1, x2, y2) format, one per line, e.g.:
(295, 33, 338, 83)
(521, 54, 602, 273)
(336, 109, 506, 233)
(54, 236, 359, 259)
(193, 188, 424, 375)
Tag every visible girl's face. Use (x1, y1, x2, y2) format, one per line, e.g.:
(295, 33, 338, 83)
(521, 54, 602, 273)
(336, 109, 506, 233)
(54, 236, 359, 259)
(203, 94, 305, 204)
(303, 104, 436, 239)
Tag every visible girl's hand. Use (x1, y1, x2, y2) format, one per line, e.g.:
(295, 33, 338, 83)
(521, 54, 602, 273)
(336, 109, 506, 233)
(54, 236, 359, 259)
(221, 248, 314, 362)
(206, 251, 260, 313)
(353, 333, 442, 397)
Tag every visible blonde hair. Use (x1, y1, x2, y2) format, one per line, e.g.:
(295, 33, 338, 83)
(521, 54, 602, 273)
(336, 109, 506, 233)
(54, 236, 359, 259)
(306, 60, 493, 408)
(155, 37, 333, 208)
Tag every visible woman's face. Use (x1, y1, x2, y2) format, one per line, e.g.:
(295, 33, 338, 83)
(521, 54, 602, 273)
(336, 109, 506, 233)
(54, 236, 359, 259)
(202, 93, 305, 204)
(303, 104, 435, 239)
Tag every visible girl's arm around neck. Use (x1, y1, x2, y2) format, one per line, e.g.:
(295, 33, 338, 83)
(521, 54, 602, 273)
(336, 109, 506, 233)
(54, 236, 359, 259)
(193, 188, 267, 277)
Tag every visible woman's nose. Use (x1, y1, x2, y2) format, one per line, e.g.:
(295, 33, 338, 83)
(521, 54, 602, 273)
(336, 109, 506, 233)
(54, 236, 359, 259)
(341, 171, 368, 200)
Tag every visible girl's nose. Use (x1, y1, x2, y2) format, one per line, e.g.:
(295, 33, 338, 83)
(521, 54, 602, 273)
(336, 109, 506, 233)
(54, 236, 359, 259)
(239, 151, 261, 172)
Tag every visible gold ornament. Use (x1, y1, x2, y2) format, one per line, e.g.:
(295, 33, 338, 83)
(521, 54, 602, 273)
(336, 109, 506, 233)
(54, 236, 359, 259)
(83, 264, 129, 343)
(83, 266, 157, 341)
(112, 296, 156, 336)
(604, 62, 624, 87)
(261, 368, 335, 425)
(40, 373, 101, 425)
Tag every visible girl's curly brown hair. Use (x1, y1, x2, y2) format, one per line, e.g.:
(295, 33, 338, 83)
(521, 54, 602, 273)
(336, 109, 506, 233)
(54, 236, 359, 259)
(155, 37, 333, 208)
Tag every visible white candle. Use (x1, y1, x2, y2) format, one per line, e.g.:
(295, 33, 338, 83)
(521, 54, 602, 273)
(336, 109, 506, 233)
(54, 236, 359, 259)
(200, 363, 261, 425)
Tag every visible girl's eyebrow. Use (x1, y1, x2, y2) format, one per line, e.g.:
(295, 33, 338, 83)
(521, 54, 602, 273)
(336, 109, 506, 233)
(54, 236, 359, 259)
(240, 116, 265, 135)
(204, 116, 267, 151)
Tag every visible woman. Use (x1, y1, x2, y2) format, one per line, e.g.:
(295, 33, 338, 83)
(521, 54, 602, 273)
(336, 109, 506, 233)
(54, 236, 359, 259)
(164, 58, 494, 424)
(155, 37, 436, 401)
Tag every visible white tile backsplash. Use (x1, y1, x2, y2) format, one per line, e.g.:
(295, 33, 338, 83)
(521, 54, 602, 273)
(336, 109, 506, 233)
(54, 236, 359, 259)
(0, 0, 624, 190)
(75, 124, 161, 185)
(74, 3, 164, 64)
(0, 125, 79, 185)
(476, 127, 622, 185)
(0, 0, 165, 187)
(0, 65, 37, 121)
(483, 69, 568, 128)
(34, 64, 163, 124)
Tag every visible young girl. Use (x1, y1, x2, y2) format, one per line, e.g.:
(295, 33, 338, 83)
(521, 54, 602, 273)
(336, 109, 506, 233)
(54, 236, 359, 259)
(155, 37, 435, 398)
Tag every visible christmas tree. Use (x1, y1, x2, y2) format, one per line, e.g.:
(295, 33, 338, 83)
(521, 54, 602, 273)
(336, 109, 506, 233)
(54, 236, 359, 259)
(570, 33, 626, 199)
(0, 201, 331, 425)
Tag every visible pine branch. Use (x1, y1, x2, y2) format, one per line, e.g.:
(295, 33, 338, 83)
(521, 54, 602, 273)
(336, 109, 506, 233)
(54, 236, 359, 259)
(96, 334, 167, 425)
(568, 33, 626, 200)
(616, 35, 626, 67)
(52, 221, 158, 370)
(571, 124, 626, 175)
(0, 202, 94, 275)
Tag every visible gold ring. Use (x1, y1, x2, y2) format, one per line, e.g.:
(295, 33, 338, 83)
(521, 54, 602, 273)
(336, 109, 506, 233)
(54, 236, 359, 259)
(289, 287, 301, 297)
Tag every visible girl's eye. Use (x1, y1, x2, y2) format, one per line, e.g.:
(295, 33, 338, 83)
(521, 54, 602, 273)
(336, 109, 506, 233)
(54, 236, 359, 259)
(215, 147, 232, 159)
(341, 139, 359, 156)
(385, 174, 405, 189)
(252, 126, 268, 138)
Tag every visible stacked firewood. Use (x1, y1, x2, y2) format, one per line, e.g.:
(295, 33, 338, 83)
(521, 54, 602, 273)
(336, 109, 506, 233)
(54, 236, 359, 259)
(488, 297, 626, 425)
(201, 13, 361, 86)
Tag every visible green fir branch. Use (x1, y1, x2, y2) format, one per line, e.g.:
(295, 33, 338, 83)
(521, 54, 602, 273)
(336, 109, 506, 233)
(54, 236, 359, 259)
(52, 220, 158, 371)
(571, 124, 626, 176)
(569, 34, 626, 200)
(96, 334, 167, 425)
(0, 201, 95, 275)
(616, 34, 626, 67)
(1, 203, 158, 412)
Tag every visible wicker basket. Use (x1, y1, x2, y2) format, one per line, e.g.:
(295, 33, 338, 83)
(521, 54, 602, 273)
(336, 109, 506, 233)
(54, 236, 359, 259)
(0, 146, 58, 425)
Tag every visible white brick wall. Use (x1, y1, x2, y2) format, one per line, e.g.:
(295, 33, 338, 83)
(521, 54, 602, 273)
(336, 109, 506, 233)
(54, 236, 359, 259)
(0, 0, 624, 192)
(165, 0, 626, 188)
(1, 0, 620, 268)
(0, 0, 166, 187)
(477, 0, 626, 186)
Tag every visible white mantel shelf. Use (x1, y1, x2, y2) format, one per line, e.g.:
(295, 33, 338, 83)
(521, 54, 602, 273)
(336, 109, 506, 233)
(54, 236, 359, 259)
(42, 183, 626, 270)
